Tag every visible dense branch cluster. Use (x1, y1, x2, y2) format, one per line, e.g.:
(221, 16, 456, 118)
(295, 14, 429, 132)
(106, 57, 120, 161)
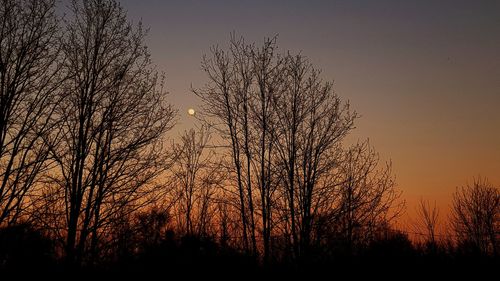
(193, 35, 403, 261)
(1, 0, 175, 266)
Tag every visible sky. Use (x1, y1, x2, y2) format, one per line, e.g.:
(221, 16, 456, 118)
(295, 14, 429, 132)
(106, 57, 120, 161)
(114, 0, 499, 224)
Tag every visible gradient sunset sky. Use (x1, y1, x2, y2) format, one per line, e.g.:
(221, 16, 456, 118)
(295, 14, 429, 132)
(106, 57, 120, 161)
(114, 0, 499, 222)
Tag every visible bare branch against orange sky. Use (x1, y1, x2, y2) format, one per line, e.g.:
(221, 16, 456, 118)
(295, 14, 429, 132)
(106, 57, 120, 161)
(112, 0, 500, 223)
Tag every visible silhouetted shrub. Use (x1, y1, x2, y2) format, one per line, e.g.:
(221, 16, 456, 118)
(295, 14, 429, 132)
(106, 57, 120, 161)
(364, 231, 416, 260)
(0, 224, 56, 272)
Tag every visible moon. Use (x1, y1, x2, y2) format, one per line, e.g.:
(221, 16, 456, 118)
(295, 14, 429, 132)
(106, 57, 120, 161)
(187, 108, 195, 116)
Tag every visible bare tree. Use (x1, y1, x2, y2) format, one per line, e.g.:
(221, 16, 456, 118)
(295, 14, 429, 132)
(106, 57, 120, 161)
(333, 141, 403, 251)
(194, 35, 409, 264)
(248, 37, 287, 262)
(194, 44, 247, 251)
(451, 177, 499, 256)
(194, 35, 286, 260)
(0, 0, 61, 226)
(306, 140, 403, 257)
(195, 35, 360, 261)
(193, 35, 256, 255)
(270, 54, 357, 259)
(170, 127, 224, 237)
(413, 198, 440, 246)
(230, 36, 257, 255)
(39, 0, 175, 265)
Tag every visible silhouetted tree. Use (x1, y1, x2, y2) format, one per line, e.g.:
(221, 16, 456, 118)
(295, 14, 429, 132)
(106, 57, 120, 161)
(194, 35, 282, 257)
(272, 54, 357, 260)
(247, 36, 286, 262)
(170, 127, 224, 237)
(0, 0, 61, 226)
(413, 198, 440, 249)
(336, 141, 402, 250)
(39, 0, 175, 266)
(195, 35, 359, 262)
(194, 36, 294, 261)
(308, 140, 403, 257)
(451, 177, 499, 256)
(193, 39, 252, 254)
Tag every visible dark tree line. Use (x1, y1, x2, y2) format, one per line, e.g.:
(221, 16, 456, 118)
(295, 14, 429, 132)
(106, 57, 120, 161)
(0, 0, 498, 275)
